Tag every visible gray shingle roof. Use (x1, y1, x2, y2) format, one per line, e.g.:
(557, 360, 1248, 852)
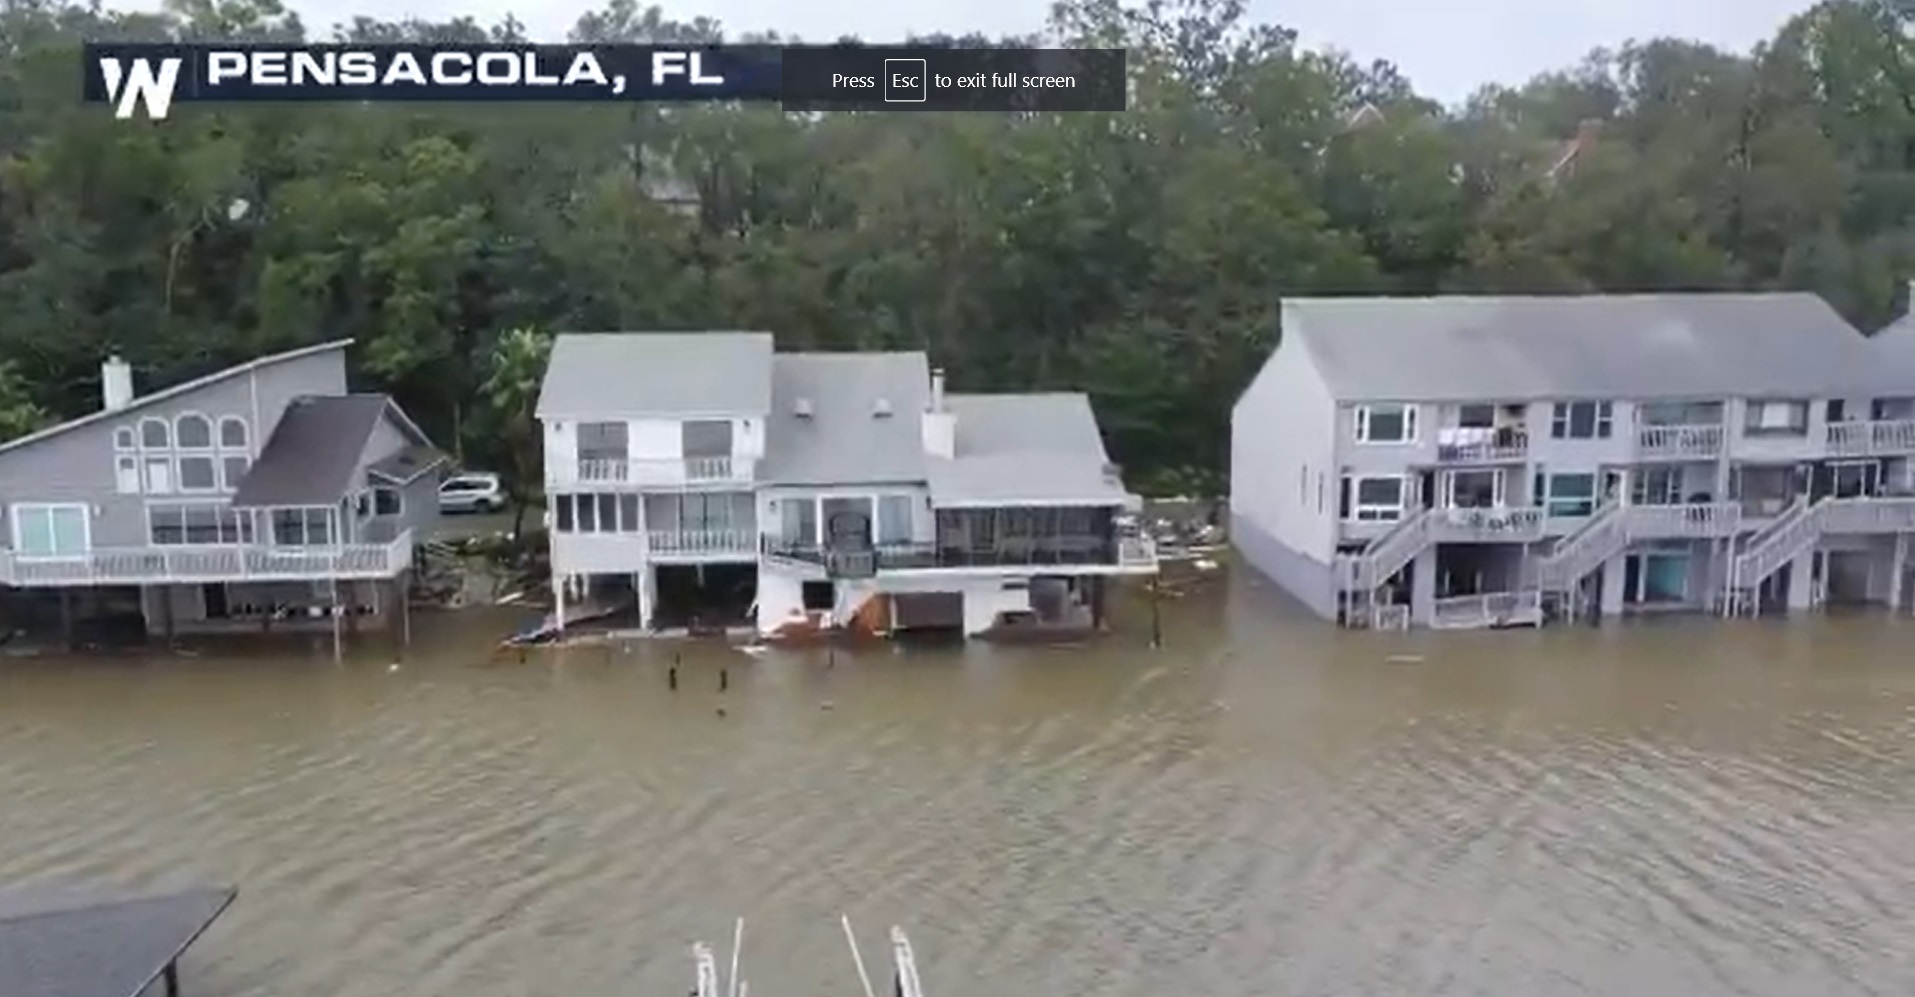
(928, 394, 1132, 507)
(230, 395, 393, 507)
(0, 883, 235, 997)
(367, 445, 447, 485)
(536, 332, 773, 419)
(759, 353, 931, 485)
(1284, 293, 1891, 402)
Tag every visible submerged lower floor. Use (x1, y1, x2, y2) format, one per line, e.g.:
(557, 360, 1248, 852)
(1234, 512, 1915, 630)
(548, 559, 1124, 641)
(3, 575, 412, 645)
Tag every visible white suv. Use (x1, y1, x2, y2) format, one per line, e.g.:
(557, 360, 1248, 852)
(438, 472, 506, 514)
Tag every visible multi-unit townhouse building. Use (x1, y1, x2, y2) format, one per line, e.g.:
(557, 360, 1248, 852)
(535, 332, 1159, 639)
(0, 341, 443, 640)
(1231, 292, 1915, 630)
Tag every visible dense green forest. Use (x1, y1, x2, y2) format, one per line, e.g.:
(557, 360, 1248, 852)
(0, 0, 1910, 495)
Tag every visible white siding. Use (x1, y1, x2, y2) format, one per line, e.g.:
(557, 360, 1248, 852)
(541, 415, 764, 485)
(1231, 329, 1338, 561)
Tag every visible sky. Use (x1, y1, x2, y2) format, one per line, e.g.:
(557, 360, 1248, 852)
(121, 0, 1816, 103)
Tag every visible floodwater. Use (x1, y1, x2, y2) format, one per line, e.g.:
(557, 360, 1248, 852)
(2, 568, 1913, 997)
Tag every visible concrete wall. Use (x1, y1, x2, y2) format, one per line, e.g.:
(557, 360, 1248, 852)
(0, 346, 348, 551)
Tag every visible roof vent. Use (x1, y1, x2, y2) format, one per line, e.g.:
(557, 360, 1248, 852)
(872, 397, 893, 418)
(794, 397, 813, 418)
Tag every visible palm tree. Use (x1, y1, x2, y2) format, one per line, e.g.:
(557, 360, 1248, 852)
(479, 326, 553, 541)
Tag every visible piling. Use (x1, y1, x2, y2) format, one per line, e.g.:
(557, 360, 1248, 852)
(720, 667, 729, 692)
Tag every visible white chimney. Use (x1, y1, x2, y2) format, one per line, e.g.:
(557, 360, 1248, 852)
(921, 367, 954, 459)
(101, 355, 134, 411)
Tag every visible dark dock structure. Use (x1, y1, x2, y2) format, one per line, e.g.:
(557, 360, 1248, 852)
(0, 883, 235, 997)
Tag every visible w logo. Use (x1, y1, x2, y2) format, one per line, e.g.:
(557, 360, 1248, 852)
(98, 57, 183, 120)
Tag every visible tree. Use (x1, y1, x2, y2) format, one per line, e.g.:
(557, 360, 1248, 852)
(478, 326, 554, 541)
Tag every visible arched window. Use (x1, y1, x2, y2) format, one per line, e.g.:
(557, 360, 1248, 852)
(219, 417, 249, 450)
(175, 413, 212, 449)
(139, 417, 170, 449)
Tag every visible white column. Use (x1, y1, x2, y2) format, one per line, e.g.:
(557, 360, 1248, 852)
(1889, 533, 1908, 614)
(1599, 552, 1628, 617)
(1786, 551, 1815, 611)
(1410, 546, 1437, 626)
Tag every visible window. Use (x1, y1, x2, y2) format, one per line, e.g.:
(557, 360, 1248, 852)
(114, 427, 136, 451)
(617, 494, 640, 532)
(177, 455, 217, 491)
(1744, 400, 1808, 435)
(115, 456, 139, 494)
(682, 419, 733, 458)
(271, 508, 332, 546)
(11, 504, 89, 556)
(1455, 404, 1496, 428)
(576, 421, 628, 461)
(1550, 402, 1613, 439)
(219, 417, 249, 449)
(143, 457, 173, 494)
(1540, 472, 1597, 517)
(139, 417, 170, 449)
(175, 413, 212, 448)
(597, 494, 619, 533)
(576, 493, 598, 532)
(373, 488, 402, 516)
(148, 504, 251, 545)
(1446, 469, 1502, 508)
(1825, 400, 1847, 424)
(221, 456, 250, 492)
(1354, 404, 1416, 444)
(780, 497, 818, 545)
(1344, 475, 1405, 522)
(555, 496, 575, 532)
(877, 495, 913, 544)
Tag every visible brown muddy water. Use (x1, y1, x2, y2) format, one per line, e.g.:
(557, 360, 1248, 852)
(1, 569, 1913, 997)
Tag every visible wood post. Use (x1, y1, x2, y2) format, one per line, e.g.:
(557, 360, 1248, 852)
(399, 571, 412, 651)
(329, 576, 343, 663)
(163, 962, 179, 997)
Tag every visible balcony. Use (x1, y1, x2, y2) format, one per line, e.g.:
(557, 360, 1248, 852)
(1635, 424, 1724, 460)
(1826, 420, 1915, 457)
(763, 536, 1157, 574)
(1434, 426, 1528, 463)
(0, 531, 415, 588)
(648, 529, 758, 558)
(569, 455, 754, 488)
(1425, 506, 1547, 543)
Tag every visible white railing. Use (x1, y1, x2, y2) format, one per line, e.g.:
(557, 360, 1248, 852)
(648, 529, 758, 556)
(1728, 497, 1815, 602)
(568, 455, 754, 487)
(1370, 603, 1410, 630)
(1431, 590, 1543, 629)
(1821, 495, 1915, 534)
(1434, 427, 1528, 463)
(1535, 500, 1625, 591)
(1636, 423, 1724, 458)
(1346, 507, 1433, 590)
(1623, 501, 1742, 539)
(1826, 419, 1915, 456)
(1426, 505, 1546, 542)
(1117, 536, 1158, 567)
(0, 530, 414, 587)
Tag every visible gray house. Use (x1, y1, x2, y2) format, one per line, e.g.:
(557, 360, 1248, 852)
(537, 333, 1157, 639)
(0, 341, 444, 639)
(1231, 293, 1915, 630)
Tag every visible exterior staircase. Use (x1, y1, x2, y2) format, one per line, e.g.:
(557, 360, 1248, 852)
(1345, 508, 1434, 592)
(1726, 496, 1915, 615)
(1535, 500, 1625, 600)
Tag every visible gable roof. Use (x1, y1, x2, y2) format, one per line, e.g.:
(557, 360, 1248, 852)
(1283, 293, 1888, 403)
(230, 394, 429, 507)
(759, 352, 930, 486)
(0, 339, 353, 457)
(928, 393, 1131, 508)
(536, 332, 774, 419)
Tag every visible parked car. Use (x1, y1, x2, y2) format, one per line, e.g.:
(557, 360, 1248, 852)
(438, 472, 506, 514)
